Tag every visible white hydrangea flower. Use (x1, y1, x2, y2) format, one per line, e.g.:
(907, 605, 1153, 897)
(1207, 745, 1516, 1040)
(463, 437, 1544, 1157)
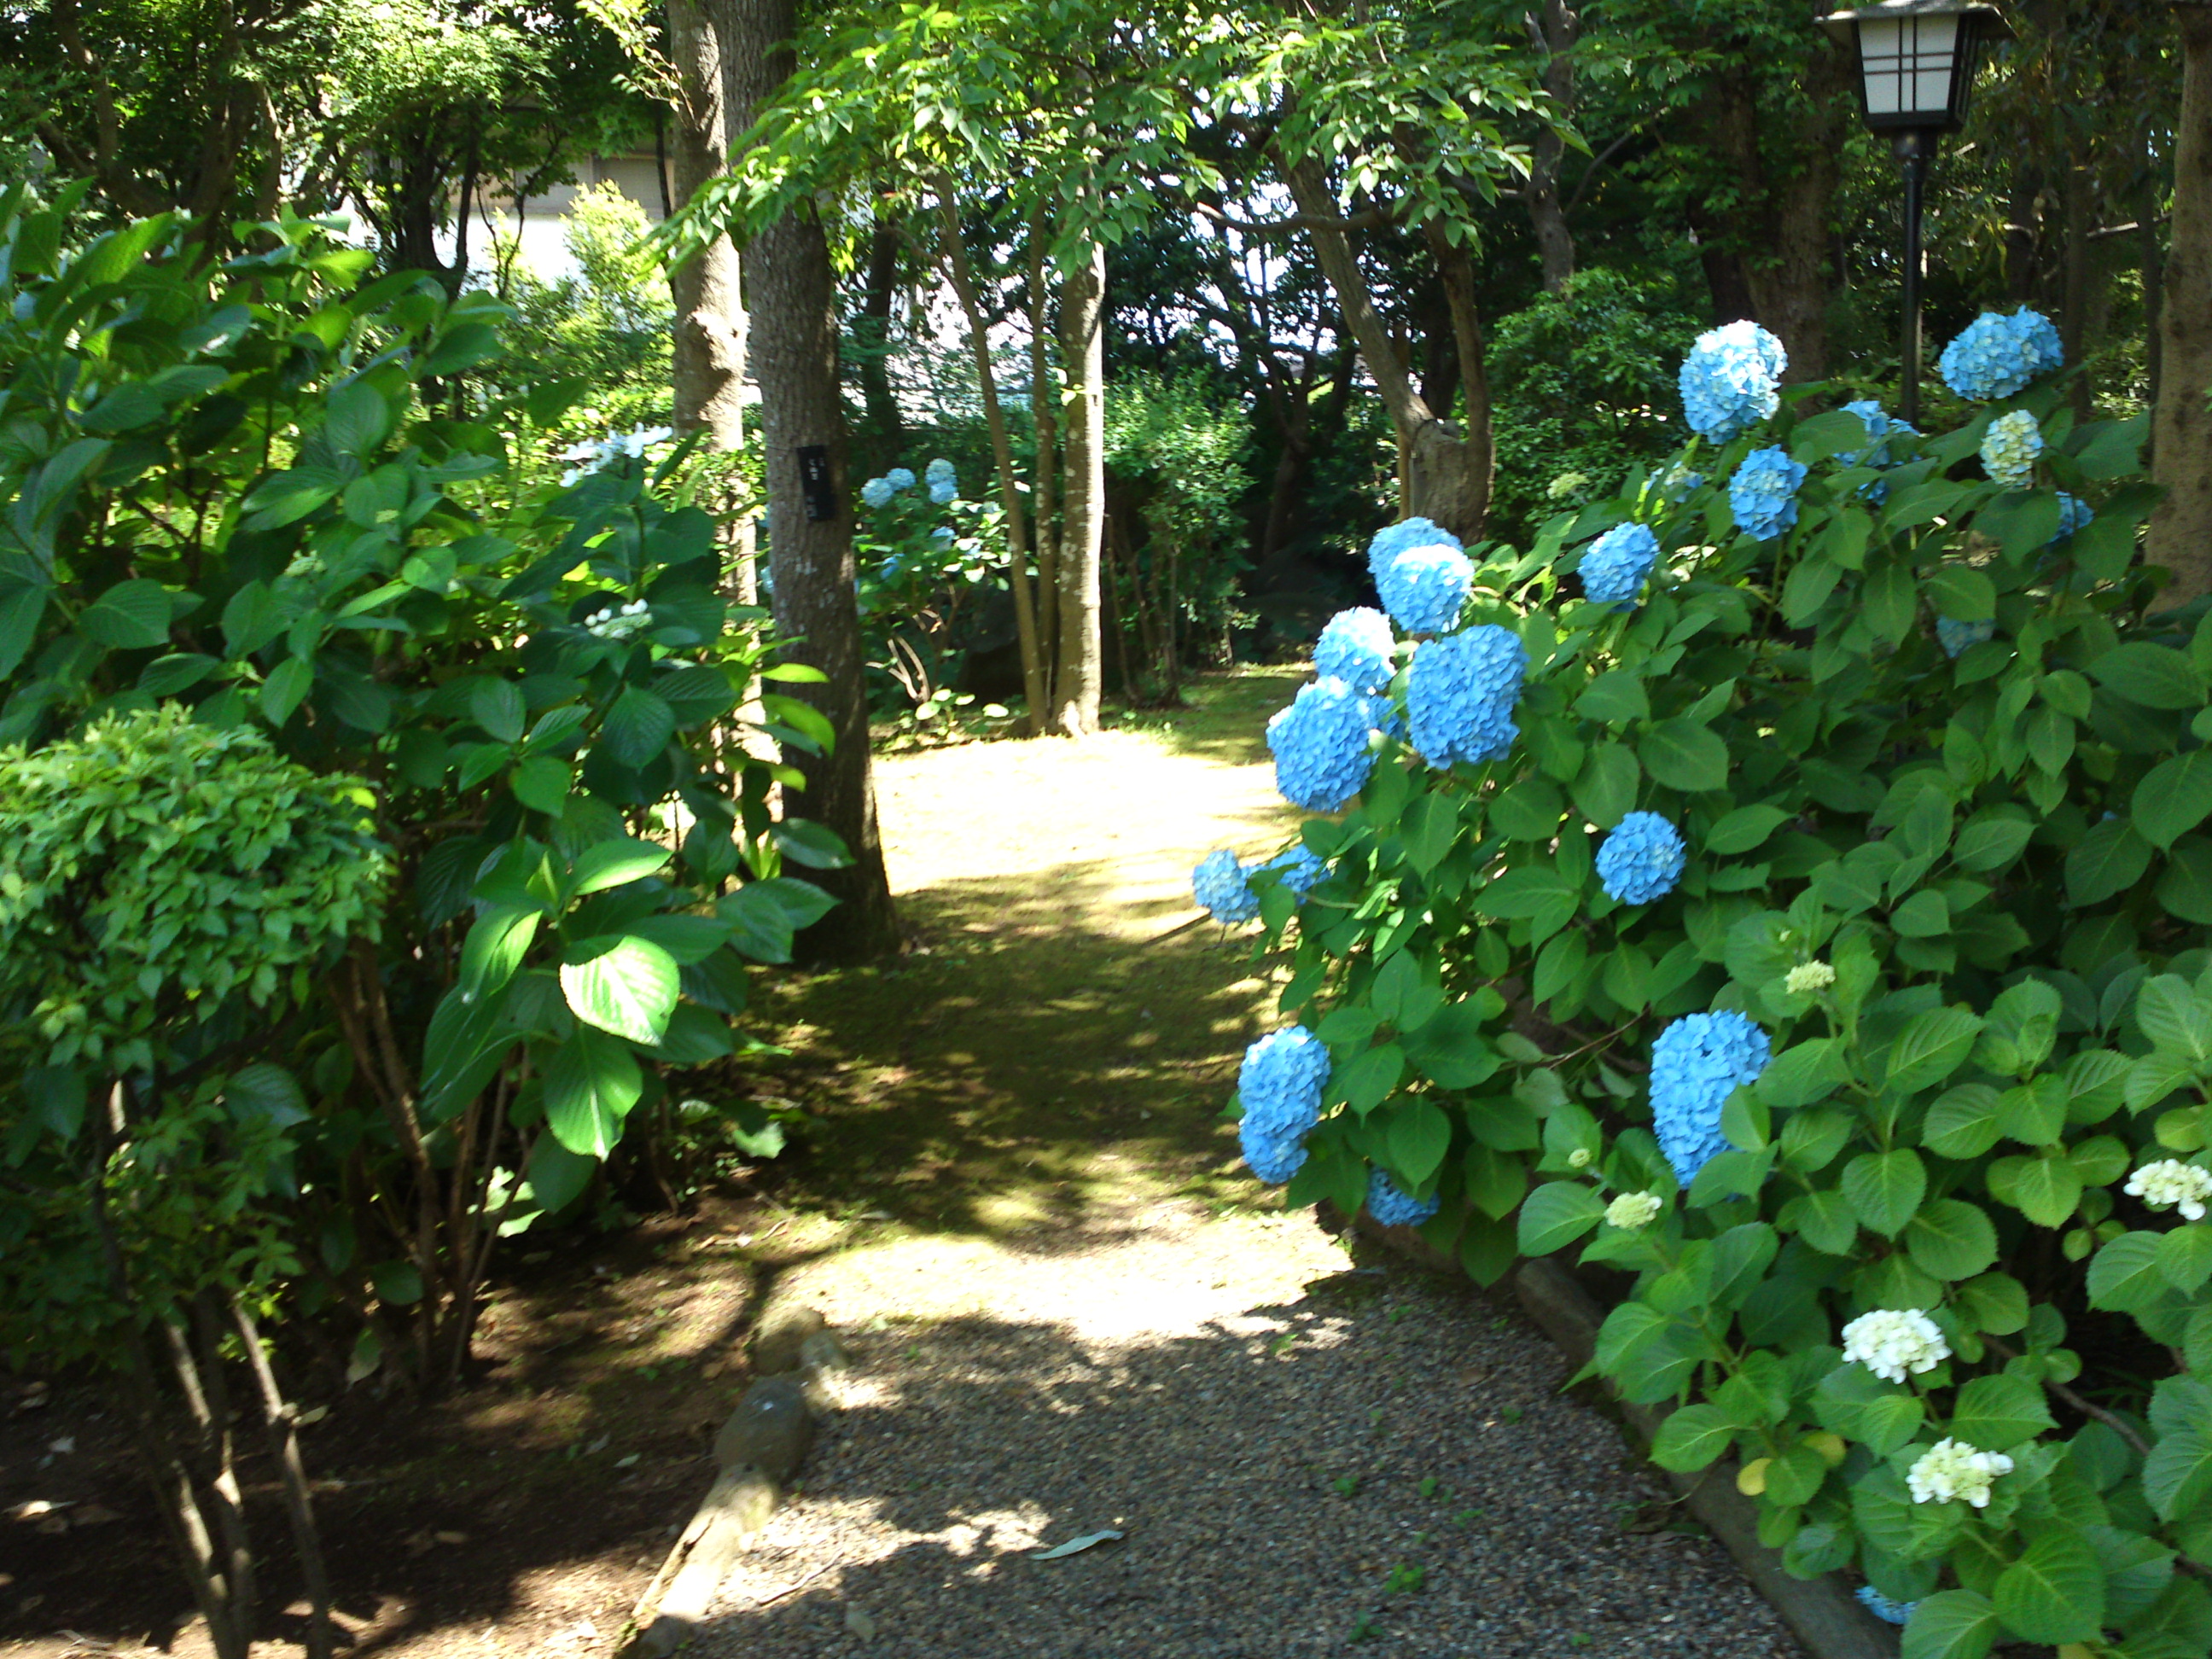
(584, 599, 652, 641)
(1907, 1439, 2013, 1508)
(1840, 1308, 1950, 1385)
(1568, 1147, 1593, 1171)
(1785, 961, 1836, 995)
(1604, 1190, 1662, 1230)
(1546, 471, 1591, 500)
(558, 424, 676, 485)
(2125, 1159, 2212, 1222)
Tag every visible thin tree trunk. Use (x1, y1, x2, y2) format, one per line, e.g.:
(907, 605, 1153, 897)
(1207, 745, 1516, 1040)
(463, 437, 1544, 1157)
(1524, 0, 1579, 294)
(731, 0, 900, 958)
(2061, 158, 2096, 416)
(1283, 154, 1481, 538)
(668, 0, 753, 596)
(935, 184, 1047, 734)
(230, 1295, 334, 1659)
(1027, 220, 1062, 696)
(2149, 3, 2212, 604)
(857, 217, 905, 444)
(1051, 236, 1106, 736)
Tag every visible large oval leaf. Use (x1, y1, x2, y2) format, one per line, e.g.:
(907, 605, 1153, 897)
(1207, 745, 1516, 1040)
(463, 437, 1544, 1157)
(560, 936, 679, 1045)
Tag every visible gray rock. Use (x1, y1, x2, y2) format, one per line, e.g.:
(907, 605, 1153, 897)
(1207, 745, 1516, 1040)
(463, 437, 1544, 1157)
(749, 1306, 828, 1376)
(713, 1375, 814, 1481)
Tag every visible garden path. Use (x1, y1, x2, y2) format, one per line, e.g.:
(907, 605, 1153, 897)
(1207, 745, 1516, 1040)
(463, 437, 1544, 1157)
(690, 670, 1800, 1659)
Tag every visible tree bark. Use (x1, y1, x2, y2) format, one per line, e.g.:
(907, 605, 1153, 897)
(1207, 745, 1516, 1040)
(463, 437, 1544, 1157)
(935, 185, 1048, 734)
(1027, 221, 1062, 690)
(1524, 0, 1579, 294)
(1425, 227, 1496, 533)
(1051, 236, 1107, 736)
(1283, 154, 1484, 538)
(730, 0, 900, 958)
(2149, 3, 2212, 606)
(667, 0, 754, 597)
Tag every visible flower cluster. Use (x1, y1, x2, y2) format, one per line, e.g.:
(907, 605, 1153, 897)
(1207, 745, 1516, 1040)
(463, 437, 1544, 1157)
(1840, 399, 1914, 467)
(2054, 492, 2094, 543)
(1313, 607, 1398, 693)
(1784, 960, 1836, 995)
(2125, 1158, 2212, 1221)
(1650, 1011, 1771, 1185)
(1237, 1027, 1330, 1183)
(1547, 471, 1592, 500)
(1907, 1439, 2014, 1508)
(1728, 446, 1807, 541)
(1981, 410, 2044, 488)
(1367, 1169, 1440, 1227)
(1936, 306, 2064, 401)
(1679, 320, 1786, 443)
(1580, 522, 1659, 609)
(560, 424, 673, 486)
(860, 476, 898, 509)
(1266, 677, 1377, 812)
(1377, 544, 1474, 635)
(1367, 517, 1460, 584)
(1191, 848, 1259, 925)
(1659, 460, 1705, 503)
(1254, 844, 1330, 897)
(1854, 1587, 1918, 1627)
(584, 599, 653, 641)
(1595, 812, 1685, 905)
(1605, 1190, 1662, 1231)
(1840, 1308, 1950, 1385)
(925, 457, 958, 504)
(1406, 626, 1527, 771)
(1936, 616, 1995, 660)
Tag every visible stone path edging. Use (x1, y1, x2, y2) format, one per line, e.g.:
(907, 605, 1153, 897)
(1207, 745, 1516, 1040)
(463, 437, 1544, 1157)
(624, 1308, 853, 1657)
(1354, 1218, 1900, 1659)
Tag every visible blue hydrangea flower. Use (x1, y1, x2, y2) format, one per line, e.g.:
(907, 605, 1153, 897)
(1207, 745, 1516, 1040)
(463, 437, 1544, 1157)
(1266, 677, 1377, 812)
(929, 526, 955, 545)
(1377, 544, 1474, 635)
(929, 480, 958, 504)
(1981, 410, 2044, 488)
(1650, 1011, 1772, 1186)
(1854, 1586, 1918, 1627)
(1366, 1168, 1440, 1228)
(1238, 1026, 1330, 1183)
(1659, 461, 1705, 503)
(2053, 492, 2093, 543)
(1314, 607, 1398, 693)
(1728, 446, 1808, 541)
(1936, 616, 1994, 659)
(1596, 812, 1686, 905)
(1679, 321, 1786, 443)
(1841, 399, 1916, 467)
(883, 466, 917, 492)
(925, 457, 957, 486)
(1580, 522, 1660, 609)
(1255, 844, 1330, 897)
(880, 552, 904, 580)
(1406, 626, 1526, 770)
(1937, 307, 2064, 401)
(1370, 696, 1409, 744)
(860, 476, 895, 509)
(1367, 517, 1461, 583)
(1192, 848, 1259, 924)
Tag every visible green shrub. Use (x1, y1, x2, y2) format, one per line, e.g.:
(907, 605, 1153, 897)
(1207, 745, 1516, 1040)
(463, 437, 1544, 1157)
(0, 183, 835, 1399)
(1227, 324, 2212, 1651)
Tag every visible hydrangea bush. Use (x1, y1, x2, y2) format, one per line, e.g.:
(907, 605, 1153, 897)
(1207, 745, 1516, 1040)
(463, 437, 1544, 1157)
(1209, 309, 2210, 1654)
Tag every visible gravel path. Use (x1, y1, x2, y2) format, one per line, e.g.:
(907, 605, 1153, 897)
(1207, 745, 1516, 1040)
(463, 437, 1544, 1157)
(692, 1210, 1797, 1659)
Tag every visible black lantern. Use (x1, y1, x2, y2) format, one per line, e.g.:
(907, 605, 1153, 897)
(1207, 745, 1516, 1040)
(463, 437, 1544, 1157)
(1819, 1, 2013, 422)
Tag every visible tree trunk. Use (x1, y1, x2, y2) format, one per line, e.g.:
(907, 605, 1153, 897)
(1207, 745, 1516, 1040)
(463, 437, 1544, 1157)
(667, 0, 754, 597)
(731, 0, 900, 959)
(1524, 0, 1579, 294)
(856, 218, 905, 445)
(1050, 236, 1106, 736)
(1283, 154, 1484, 538)
(935, 184, 1048, 734)
(1425, 226, 1495, 533)
(1028, 221, 1062, 691)
(2149, 3, 2212, 606)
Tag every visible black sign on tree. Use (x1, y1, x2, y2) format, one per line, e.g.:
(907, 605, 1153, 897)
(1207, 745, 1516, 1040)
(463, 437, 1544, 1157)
(796, 445, 835, 522)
